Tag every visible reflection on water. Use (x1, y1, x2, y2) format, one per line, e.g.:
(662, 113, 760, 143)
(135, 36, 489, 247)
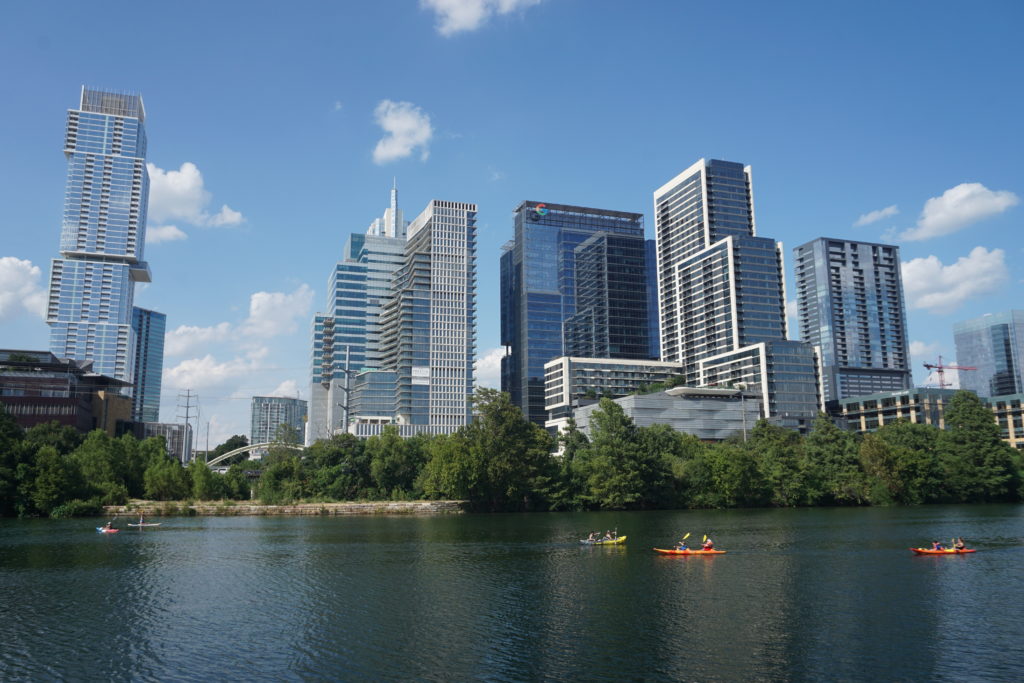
(1, 506, 1022, 681)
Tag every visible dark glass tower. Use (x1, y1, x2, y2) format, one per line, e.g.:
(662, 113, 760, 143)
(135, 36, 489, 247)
(954, 310, 1024, 398)
(500, 202, 646, 425)
(793, 238, 911, 403)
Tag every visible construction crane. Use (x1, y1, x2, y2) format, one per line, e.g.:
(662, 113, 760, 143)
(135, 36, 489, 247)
(922, 356, 976, 390)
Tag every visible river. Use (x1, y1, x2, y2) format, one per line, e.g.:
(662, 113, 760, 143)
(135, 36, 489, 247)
(1, 505, 1022, 682)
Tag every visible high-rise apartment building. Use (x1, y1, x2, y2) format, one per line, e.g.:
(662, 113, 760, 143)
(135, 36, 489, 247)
(47, 87, 161, 387)
(131, 307, 165, 422)
(954, 310, 1024, 397)
(308, 187, 407, 442)
(251, 396, 308, 444)
(377, 200, 477, 434)
(653, 159, 820, 430)
(645, 239, 661, 360)
(500, 202, 649, 424)
(793, 238, 911, 404)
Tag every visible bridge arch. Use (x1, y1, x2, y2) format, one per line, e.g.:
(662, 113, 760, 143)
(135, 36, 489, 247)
(205, 442, 306, 468)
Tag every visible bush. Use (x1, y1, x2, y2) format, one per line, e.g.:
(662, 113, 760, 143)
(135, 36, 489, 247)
(50, 498, 103, 518)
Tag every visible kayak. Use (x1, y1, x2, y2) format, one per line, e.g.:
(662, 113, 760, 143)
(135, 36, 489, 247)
(127, 523, 161, 527)
(653, 548, 726, 555)
(581, 536, 627, 545)
(910, 547, 975, 555)
(96, 527, 119, 534)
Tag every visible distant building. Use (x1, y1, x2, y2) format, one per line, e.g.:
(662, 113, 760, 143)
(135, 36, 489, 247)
(543, 356, 683, 429)
(645, 239, 660, 360)
(653, 159, 821, 431)
(251, 396, 308, 444)
(47, 87, 164, 389)
(501, 201, 649, 425)
(953, 310, 1024, 398)
(0, 349, 132, 435)
(140, 422, 193, 463)
(793, 238, 911, 404)
(570, 387, 761, 442)
(131, 307, 165, 422)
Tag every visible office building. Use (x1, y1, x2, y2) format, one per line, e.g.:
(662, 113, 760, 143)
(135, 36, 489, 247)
(308, 186, 407, 442)
(645, 239, 660, 360)
(793, 238, 911, 404)
(251, 396, 308, 444)
(131, 307, 165, 422)
(140, 422, 193, 464)
(500, 202, 648, 425)
(377, 200, 477, 435)
(653, 159, 820, 430)
(47, 87, 163, 388)
(954, 310, 1024, 398)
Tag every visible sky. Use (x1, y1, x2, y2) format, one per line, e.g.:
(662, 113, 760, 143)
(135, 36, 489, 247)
(1, 0, 1022, 447)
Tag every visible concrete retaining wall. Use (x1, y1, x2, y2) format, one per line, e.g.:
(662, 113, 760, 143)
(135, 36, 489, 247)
(104, 500, 466, 516)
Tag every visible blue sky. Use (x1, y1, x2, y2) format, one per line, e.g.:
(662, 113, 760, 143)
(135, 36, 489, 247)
(2, 1, 1022, 446)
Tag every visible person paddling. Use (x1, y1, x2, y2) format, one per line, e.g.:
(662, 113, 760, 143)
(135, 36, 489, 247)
(702, 537, 714, 551)
(676, 540, 689, 551)
(953, 537, 966, 550)
(931, 541, 945, 550)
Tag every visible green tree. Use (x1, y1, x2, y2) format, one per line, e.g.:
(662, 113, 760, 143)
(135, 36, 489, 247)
(31, 445, 83, 515)
(748, 420, 805, 506)
(188, 458, 222, 500)
(937, 391, 1021, 502)
(366, 426, 428, 498)
(801, 414, 865, 505)
(870, 421, 943, 503)
(0, 404, 27, 516)
(256, 456, 305, 504)
(69, 431, 129, 505)
(23, 421, 83, 455)
(143, 455, 190, 500)
(684, 442, 768, 508)
(420, 432, 481, 501)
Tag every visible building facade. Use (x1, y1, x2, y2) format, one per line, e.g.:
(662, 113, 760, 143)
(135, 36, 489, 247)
(793, 238, 911, 404)
(140, 422, 193, 463)
(653, 158, 820, 430)
(47, 87, 163, 388)
(131, 307, 165, 422)
(953, 310, 1024, 398)
(377, 200, 477, 435)
(500, 202, 648, 424)
(251, 396, 308, 445)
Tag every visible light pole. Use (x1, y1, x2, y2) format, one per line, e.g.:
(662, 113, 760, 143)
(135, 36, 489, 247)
(736, 382, 748, 442)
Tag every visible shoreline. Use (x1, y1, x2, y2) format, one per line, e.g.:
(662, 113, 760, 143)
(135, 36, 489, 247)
(103, 500, 467, 516)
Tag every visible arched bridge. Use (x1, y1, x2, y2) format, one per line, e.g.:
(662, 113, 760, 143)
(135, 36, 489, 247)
(205, 443, 306, 468)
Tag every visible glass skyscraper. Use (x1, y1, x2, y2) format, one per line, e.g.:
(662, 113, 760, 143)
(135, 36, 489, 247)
(500, 202, 648, 424)
(131, 307, 165, 422)
(653, 159, 820, 430)
(251, 396, 308, 444)
(954, 310, 1024, 398)
(47, 88, 153, 383)
(793, 238, 911, 403)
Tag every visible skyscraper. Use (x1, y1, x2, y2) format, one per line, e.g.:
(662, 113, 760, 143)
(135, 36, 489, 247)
(377, 200, 477, 434)
(793, 238, 911, 403)
(251, 396, 308, 444)
(954, 310, 1024, 397)
(47, 87, 157, 385)
(653, 159, 820, 429)
(131, 307, 166, 422)
(500, 202, 648, 424)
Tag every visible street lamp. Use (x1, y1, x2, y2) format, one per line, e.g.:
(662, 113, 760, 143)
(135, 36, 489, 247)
(735, 382, 748, 442)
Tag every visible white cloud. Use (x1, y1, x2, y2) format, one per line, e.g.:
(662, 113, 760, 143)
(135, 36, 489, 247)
(163, 353, 263, 391)
(333, 101, 344, 112)
(271, 379, 301, 398)
(239, 284, 314, 339)
(899, 183, 1018, 241)
(909, 340, 940, 360)
(474, 347, 504, 389)
(901, 246, 1008, 314)
(372, 100, 434, 164)
(147, 162, 245, 227)
(421, 0, 543, 36)
(0, 257, 47, 321)
(165, 322, 233, 357)
(146, 225, 188, 244)
(854, 204, 899, 227)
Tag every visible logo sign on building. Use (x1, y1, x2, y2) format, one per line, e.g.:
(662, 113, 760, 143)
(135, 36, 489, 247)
(411, 367, 430, 385)
(528, 203, 549, 222)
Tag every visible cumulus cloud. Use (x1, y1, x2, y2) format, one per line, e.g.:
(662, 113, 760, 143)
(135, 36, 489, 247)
(146, 225, 188, 244)
(147, 162, 245, 228)
(0, 257, 47, 321)
(909, 340, 940, 360)
(271, 379, 301, 398)
(854, 204, 899, 227)
(162, 353, 264, 391)
(899, 183, 1018, 241)
(165, 322, 233, 357)
(372, 100, 434, 164)
(474, 347, 505, 389)
(901, 246, 1008, 314)
(240, 284, 315, 338)
(421, 0, 543, 36)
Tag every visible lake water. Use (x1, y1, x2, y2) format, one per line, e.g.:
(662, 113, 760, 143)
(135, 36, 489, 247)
(1, 505, 1022, 682)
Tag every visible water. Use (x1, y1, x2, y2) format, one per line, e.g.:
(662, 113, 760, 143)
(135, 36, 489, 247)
(1, 506, 1022, 682)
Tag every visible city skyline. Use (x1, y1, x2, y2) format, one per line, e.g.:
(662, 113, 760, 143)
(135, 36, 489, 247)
(2, 2, 1021, 443)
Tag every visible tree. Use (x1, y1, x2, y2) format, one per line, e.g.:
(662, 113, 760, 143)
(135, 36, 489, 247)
(801, 414, 865, 505)
(367, 427, 428, 498)
(937, 391, 1021, 502)
(0, 404, 27, 515)
(69, 431, 129, 505)
(748, 420, 805, 506)
(23, 421, 83, 455)
(684, 443, 768, 508)
(143, 455, 189, 500)
(870, 421, 943, 504)
(31, 445, 83, 515)
(188, 458, 221, 500)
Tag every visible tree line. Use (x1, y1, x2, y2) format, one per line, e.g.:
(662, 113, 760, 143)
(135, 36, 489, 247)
(1, 388, 1021, 517)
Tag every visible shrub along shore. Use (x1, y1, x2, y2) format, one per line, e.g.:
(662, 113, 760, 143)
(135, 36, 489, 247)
(104, 500, 466, 516)
(2, 388, 1021, 518)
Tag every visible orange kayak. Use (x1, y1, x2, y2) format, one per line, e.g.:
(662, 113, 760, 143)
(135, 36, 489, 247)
(653, 548, 726, 555)
(909, 547, 975, 555)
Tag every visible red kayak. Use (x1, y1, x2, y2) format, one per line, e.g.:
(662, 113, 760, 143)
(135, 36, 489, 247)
(96, 527, 120, 534)
(653, 548, 726, 555)
(909, 547, 975, 555)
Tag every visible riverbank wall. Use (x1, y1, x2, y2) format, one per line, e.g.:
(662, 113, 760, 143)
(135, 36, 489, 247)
(104, 500, 466, 516)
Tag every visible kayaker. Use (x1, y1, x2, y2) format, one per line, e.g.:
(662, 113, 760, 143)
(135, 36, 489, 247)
(702, 537, 714, 551)
(931, 541, 945, 550)
(587, 531, 597, 542)
(954, 537, 966, 550)
(603, 530, 613, 541)
(104, 521, 113, 530)
(677, 540, 689, 551)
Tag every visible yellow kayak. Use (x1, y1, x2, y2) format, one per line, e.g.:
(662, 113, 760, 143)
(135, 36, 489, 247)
(581, 535, 626, 545)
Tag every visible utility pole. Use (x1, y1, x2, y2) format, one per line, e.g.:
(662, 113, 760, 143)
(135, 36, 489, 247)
(176, 390, 197, 463)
